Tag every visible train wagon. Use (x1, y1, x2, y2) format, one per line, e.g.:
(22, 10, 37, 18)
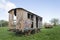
(8, 8, 42, 35)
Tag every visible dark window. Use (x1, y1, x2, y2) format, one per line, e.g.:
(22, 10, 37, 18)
(31, 22, 33, 28)
(28, 13, 30, 18)
(40, 18, 42, 21)
(14, 9, 16, 16)
(36, 16, 38, 28)
(31, 15, 33, 20)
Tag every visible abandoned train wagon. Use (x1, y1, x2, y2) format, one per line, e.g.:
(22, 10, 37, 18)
(8, 8, 42, 34)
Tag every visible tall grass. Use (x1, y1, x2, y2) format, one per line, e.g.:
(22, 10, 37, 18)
(0, 25, 60, 40)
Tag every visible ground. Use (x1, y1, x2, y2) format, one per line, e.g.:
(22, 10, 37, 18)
(0, 25, 60, 40)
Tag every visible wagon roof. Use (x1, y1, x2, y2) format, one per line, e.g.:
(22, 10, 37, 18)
(8, 8, 42, 18)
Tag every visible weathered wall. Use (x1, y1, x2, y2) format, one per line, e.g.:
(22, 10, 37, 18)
(9, 10, 14, 29)
(33, 15, 36, 29)
(38, 18, 42, 28)
(16, 9, 28, 31)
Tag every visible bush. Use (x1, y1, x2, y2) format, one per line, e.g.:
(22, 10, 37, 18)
(44, 23, 53, 28)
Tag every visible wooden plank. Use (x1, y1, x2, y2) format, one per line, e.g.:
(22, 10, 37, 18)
(16, 9, 22, 30)
(9, 10, 14, 29)
(33, 15, 36, 29)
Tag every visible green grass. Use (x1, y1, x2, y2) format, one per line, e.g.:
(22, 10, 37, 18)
(0, 25, 60, 40)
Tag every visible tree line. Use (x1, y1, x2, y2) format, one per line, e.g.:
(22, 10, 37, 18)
(0, 20, 8, 27)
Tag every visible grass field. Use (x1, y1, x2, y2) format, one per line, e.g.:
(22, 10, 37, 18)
(0, 25, 60, 40)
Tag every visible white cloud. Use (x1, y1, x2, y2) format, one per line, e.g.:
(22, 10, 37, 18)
(0, 0, 16, 11)
(0, 0, 16, 21)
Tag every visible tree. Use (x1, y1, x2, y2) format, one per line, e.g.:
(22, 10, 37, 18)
(50, 18, 59, 26)
(0, 20, 8, 27)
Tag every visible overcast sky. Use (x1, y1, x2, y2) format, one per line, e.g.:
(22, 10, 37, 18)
(0, 0, 60, 23)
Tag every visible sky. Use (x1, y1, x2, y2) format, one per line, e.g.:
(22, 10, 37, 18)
(0, 0, 60, 23)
